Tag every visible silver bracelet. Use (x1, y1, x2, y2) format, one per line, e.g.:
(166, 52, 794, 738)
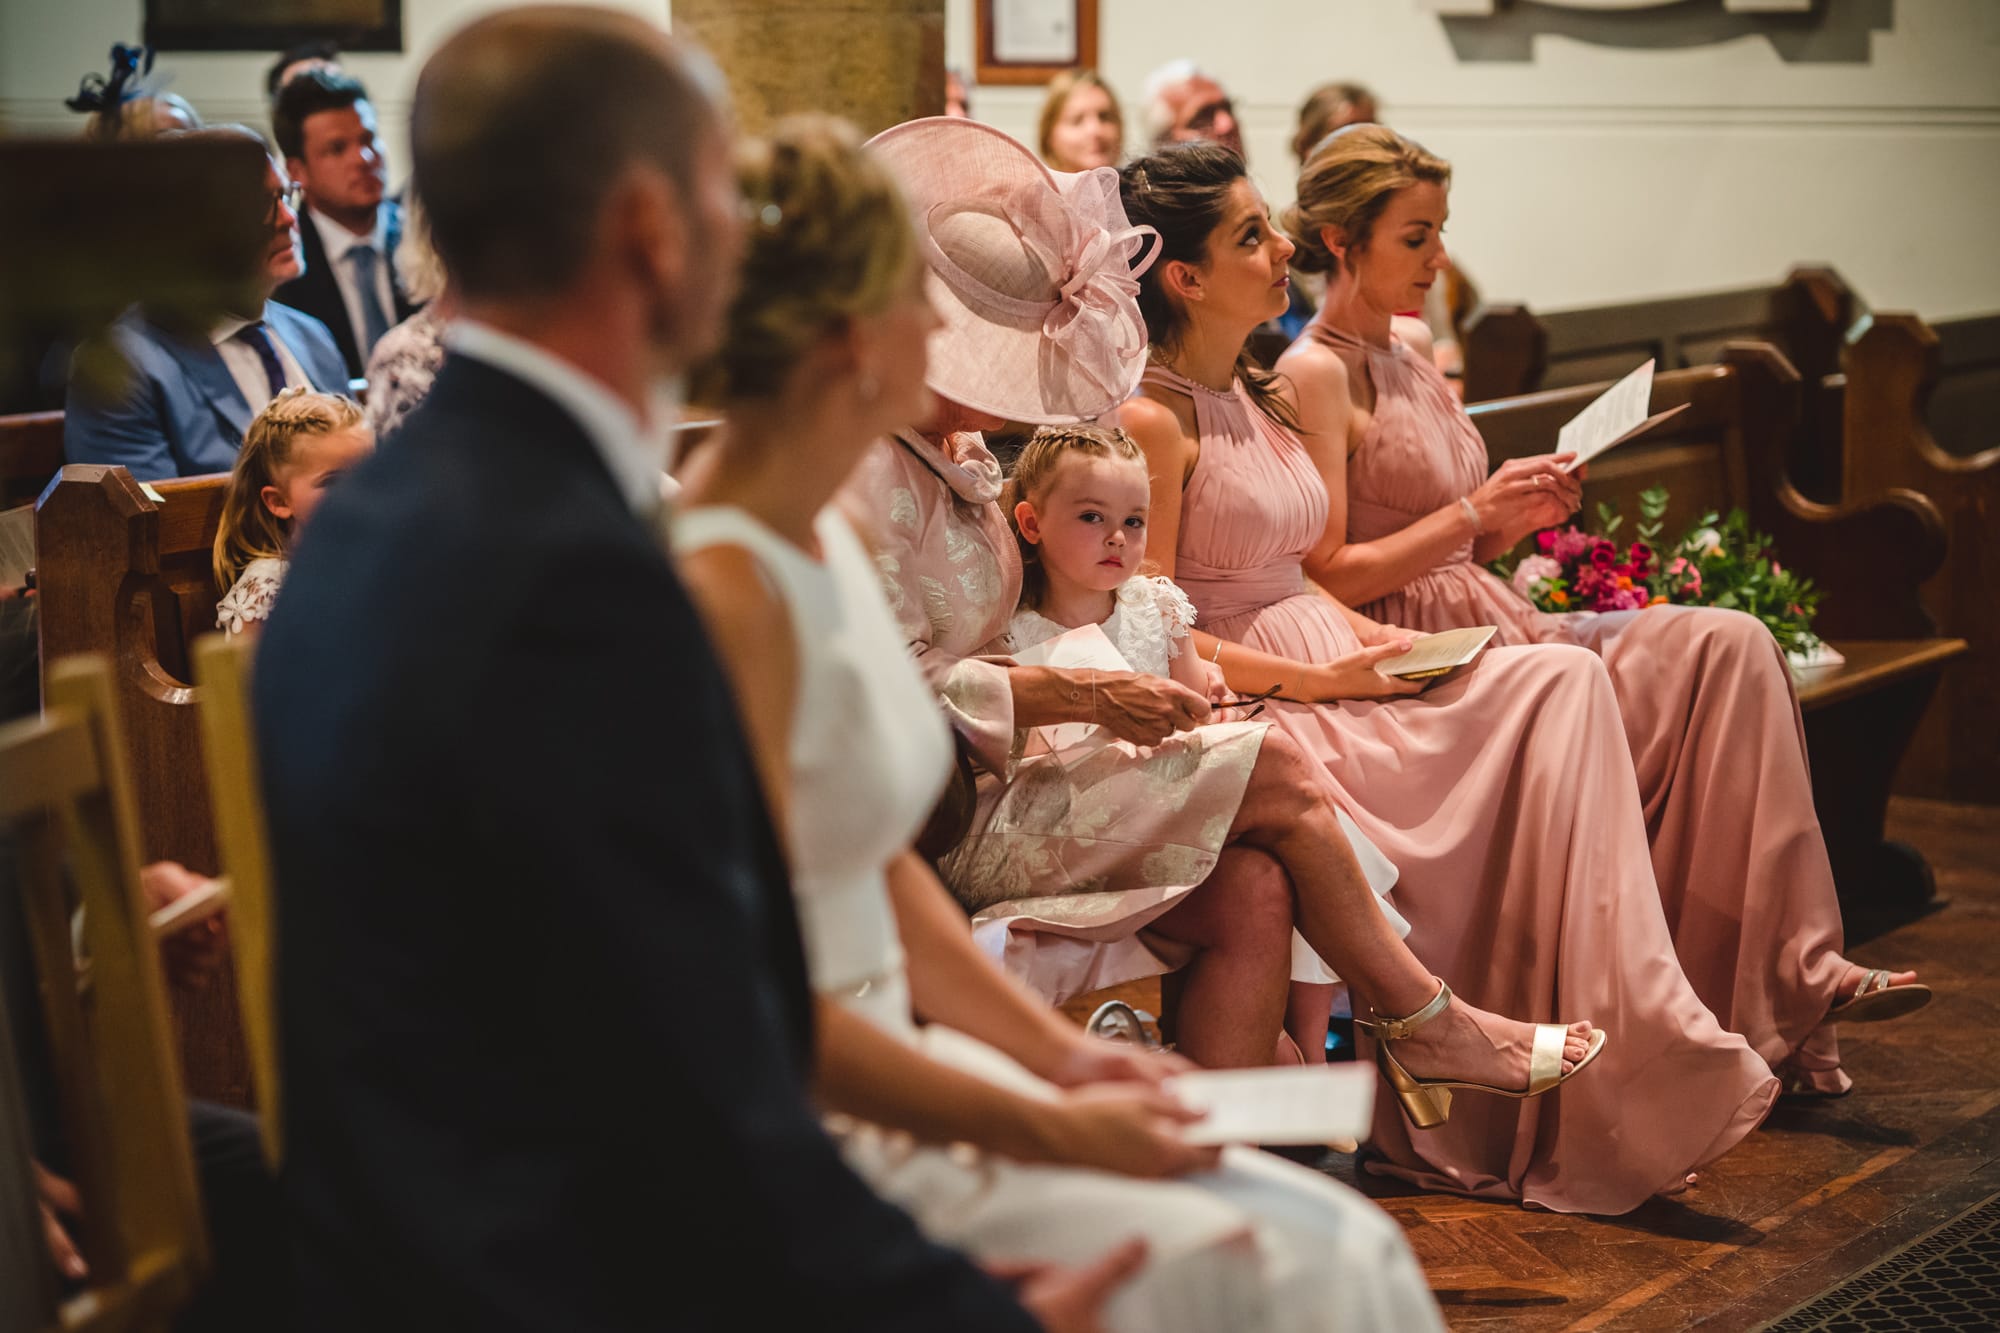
(1457, 496, 1480, 533)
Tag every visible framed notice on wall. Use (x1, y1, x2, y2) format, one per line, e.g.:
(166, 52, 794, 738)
(145, 0, 403, 53)
(976, 0, 1099, 86)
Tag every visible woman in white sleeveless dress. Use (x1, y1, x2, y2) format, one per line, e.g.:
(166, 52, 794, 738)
(673, 117, 1444, 1333)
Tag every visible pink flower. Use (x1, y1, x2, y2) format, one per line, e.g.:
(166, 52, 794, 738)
(1537, 530, 1556, 554)
(1770, 561, 1784, 577)
(1511, 554, 1562, 599)
(1550, 528, 1592, 564)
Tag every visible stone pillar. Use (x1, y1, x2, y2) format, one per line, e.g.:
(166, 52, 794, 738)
(672, 0, 944, 139)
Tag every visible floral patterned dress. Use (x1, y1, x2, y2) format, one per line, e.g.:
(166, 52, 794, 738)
(363, 306, 447, 440)
(215, 557, 286, 635)
(841, 431, 1294, 1003)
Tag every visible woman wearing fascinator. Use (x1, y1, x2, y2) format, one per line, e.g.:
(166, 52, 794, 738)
(843, 118, 1607, 1115)
(675, 115, 1445, 1333)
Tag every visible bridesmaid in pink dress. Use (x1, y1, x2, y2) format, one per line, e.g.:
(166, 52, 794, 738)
(1272, 125, 1926, 1097)
(1116, 142, 1779, 1215)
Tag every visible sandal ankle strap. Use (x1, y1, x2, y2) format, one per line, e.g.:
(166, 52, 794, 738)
(1356, 979, 1452, 1042)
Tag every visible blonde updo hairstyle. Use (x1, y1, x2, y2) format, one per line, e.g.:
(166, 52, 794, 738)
(1036, 69, 1123, 166)
(212, 387, 363, 588)
(1001, 423, 1148, 611)
(1282, 124, 1450, 278)
(691, 114, 918, 405)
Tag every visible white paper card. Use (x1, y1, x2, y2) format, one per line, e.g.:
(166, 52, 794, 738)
(992, 0, 1079, 63)
(1165, 1064, 1377, 1146)
(1008, 622, 1133, 751)
(1375, 625, 1497, 679)
(1558, 359, 1655, 471)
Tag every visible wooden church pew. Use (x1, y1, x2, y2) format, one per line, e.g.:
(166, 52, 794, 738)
(0, 411, 63, 512)
(1467, 342, 1965, 915)
(1461, 266, 1862, 499)
(33, 463, 248, 1105)
(1838, 313, 2000, 803)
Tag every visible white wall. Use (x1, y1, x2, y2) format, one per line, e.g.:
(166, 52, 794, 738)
(3, 0, 1996, 317)
(947, 0, 2000, 319)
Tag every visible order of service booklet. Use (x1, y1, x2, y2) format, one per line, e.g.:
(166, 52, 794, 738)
(1007, 621, 1134, 751)
(1375, 625, 1498, 680)
(1556, 358, 1692, 473)
(1165, 1063, 1377, 1146)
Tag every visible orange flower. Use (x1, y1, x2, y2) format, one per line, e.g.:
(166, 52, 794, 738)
(1649, 594, 1668, 606)
(1549, 590, 1570, 607)
(1615, 575, 1634, 591)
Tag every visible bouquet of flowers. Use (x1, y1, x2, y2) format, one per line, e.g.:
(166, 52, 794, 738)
(1489, 486, 1825, 656)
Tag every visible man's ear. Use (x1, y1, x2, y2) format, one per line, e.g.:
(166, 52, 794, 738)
(1013, 499, 1043, 544)
(259, 483, 294, 521)
(621, 165, 689, 299)
(285, 155, 308, 187)
(1162, 258, 1203, 305)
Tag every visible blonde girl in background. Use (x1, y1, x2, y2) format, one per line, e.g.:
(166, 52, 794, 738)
(1037, 69, 1124, 173)
(213, 387, 372, 634)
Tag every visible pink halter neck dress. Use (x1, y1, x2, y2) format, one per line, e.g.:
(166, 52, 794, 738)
(1144, 363, 1776, 1215)
(1317, 321, 1851, 1094)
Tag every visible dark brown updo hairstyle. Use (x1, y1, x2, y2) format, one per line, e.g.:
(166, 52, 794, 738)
(1118, 143, 1298, 430)
(1281, 123, 1450, 278)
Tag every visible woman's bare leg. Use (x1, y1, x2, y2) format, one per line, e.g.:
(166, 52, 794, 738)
(1286, 983, 1335, 1065)
(1229, 730, 1593, 1088)
(1146, 846, 1294, 1068)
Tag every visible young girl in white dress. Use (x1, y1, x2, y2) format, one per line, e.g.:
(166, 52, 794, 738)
(672, 115, 1445, 1333)
(1005, 423, 1240, 715)
(212, 388, 373, 635)
(1004, 420, 1418, 1051)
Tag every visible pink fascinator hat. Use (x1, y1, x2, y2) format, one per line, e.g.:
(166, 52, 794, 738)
(867, 117, 1160, 425)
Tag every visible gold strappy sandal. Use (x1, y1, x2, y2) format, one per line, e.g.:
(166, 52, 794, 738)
(1827, 968, 1932, 1024)
(1355, 979, 1609, 1130)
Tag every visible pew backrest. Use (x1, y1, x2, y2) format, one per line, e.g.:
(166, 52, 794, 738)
(0, 411, 62, 512)
(1840, 312, 2000, 799)
(1927, 312, 2000, 460)
(1467, 341, 1948, 651)
(35, 465, 229, 871)
(1461, 265, 1861, 404)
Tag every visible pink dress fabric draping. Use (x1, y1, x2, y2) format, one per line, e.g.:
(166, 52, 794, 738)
(838, 430, 1265, 1005)
(1147, 364, 1778, 1214)
(1318, 322, 1851, 1094)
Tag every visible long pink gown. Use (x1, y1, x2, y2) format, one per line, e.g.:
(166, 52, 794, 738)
(1146, 365, 1778, 1215)
(1315, 322, 1851, 1094)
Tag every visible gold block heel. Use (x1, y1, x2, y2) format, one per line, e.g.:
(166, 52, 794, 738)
(1357, 980, 1608, 1130)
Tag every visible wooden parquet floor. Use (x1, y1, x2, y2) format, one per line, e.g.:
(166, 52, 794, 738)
(1063, 798, 2000, 1329)
(1326, 797, 2000, 1331)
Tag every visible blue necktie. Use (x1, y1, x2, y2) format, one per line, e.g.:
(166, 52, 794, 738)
(349, 243, 392, 355)
(238, 321, 289, 400)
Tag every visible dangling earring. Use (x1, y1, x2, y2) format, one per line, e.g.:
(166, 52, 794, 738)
(857, 373, 879, 402)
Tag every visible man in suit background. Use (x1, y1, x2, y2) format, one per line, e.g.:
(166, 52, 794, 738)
(63, 124, 348, 480)
(272, 69, 417, 379)
(254, 8, 1124, 1329)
